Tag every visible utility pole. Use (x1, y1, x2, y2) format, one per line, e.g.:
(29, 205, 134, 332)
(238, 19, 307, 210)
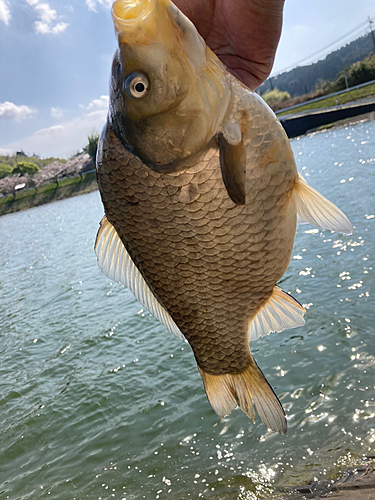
(369, 16, 375, 52)
(269, 77, 274, 91)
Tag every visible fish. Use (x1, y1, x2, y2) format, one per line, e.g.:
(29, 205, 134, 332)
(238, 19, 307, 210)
(94, 0, 353, 435)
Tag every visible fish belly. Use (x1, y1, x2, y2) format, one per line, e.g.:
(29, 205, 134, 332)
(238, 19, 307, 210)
(97, 125, 296, 375)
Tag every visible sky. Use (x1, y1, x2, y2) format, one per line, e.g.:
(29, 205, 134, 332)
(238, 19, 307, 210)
(1, 0, 375, 159)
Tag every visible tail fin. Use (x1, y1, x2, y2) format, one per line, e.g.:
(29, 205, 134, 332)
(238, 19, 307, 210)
(198, 358, 287, 435)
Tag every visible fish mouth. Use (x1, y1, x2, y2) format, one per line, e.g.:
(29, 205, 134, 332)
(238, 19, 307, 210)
(112, 0, 156, 25)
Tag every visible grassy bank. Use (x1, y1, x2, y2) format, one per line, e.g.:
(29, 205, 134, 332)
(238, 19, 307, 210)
(0, 170, 97, 216)
(277, 82, 375, 117)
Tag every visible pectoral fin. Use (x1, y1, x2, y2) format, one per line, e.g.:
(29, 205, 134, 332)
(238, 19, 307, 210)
(218, 123, 247, 205)
(248, 286, 306, 342)
(95, 216, 185, 341)
(294, 173, 353, 234)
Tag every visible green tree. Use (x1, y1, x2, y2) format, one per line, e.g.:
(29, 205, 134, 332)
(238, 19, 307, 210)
(12, 162, 40, 176)
(324, 53, 375, 93)
(87, 132, 100, 161)
(0, 163, 14, 179)
(261, 87, 291, 107)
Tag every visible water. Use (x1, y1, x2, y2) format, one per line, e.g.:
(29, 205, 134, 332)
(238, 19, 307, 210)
(0, 119, 374, 500)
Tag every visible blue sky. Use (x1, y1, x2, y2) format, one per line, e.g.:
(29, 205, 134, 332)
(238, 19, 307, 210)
(1, 0, 375, 158)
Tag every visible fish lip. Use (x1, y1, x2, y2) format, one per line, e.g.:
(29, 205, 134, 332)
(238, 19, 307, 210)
(111, 0, 156, 25)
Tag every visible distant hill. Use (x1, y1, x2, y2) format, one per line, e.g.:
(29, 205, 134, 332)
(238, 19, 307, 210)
(258, 32, 375, 97)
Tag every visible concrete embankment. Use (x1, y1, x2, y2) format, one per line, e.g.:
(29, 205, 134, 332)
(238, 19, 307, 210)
(280, 98, 375, 138)
(0, 170, 98, 217)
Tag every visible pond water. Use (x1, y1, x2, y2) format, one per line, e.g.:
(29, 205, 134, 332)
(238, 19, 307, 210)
(0, 119, 374, 500)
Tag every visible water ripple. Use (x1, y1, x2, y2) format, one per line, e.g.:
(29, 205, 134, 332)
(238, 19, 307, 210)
(0, 120, 374, 499)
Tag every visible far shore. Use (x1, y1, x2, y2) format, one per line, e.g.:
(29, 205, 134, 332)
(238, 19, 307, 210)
(1, 110, 374, 217)
(314, 109, 375, 133)
(0, 170, 98, 217)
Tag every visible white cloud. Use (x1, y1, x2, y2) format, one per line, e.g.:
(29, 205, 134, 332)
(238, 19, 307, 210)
(0, 101, 36, 121)
(86, 95, 109, 110)
(86, 0, 111, 13)
(0, 0, 10, 24)
(50, 107, 64, 118)
(35, 19, 68, 35)
(26, 0, 68, 35)
(0, 147, 12, 155)
(0, 96, 109, 158)
(86, 0, 97, 12)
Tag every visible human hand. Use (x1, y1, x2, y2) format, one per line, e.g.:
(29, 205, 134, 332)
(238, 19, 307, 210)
(173, 0, 285, 90)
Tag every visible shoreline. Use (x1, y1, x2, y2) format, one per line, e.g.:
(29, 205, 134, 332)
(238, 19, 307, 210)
(313, 110, 375, 134)
(0, 170, 98, 217)
(280, 100, 375, 138)
(275, 460, 375, 499)
(1, 112, 374, 217)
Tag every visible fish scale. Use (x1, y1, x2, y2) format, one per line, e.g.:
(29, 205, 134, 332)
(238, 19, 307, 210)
(98, 125, 295, 375)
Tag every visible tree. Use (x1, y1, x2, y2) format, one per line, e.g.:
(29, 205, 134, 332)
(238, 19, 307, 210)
(12, 162, 40, 176)
(87, 132, 100, 161)
(323, 53, 375, 93)
(0, 163, 14, 179)
(257, 32, 375, 97)
(261, 87, 291, 107)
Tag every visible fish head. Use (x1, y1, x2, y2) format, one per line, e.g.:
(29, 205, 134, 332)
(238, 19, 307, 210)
(109, 0, 230, 172)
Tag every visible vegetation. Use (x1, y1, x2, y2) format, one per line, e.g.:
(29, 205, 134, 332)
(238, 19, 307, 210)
(0, 153, 66, 170)
(261, 88, 290, 107)
(87, 132, 100, 161)
(265, 53, 375, 114)
(12, 162, 40, 176)
(258, 32, 375, 97)
(270, 88, 325, 112)
(0, 163, 14, 179)
(0, 151, 88, 197)
(322, 53, 375, 93)
(0, 160, 41, 179)
(276, 82, 375, 117)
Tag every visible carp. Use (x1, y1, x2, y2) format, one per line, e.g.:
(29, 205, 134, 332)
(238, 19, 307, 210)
(95, 0, 352, 434)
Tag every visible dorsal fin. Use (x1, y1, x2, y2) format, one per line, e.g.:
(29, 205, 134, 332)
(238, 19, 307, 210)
(95, 216, 185, 341)
(294, 173, 353, 234)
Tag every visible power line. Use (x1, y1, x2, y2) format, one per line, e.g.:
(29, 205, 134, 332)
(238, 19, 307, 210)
(273, 18, 372, 76)
(369, 16, 375, 51)
(275, 20, 368, 75)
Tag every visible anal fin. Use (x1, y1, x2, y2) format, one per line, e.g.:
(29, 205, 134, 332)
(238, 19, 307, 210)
(249, 286, 306, 342)
(199, 358, 287, 435)
(294, 173, 353, 234)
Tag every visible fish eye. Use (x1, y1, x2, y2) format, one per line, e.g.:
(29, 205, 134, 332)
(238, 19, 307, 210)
(124, 73, 149, 98)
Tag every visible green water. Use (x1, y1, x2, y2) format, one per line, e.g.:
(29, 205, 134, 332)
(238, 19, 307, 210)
(0, 120, 374, 500)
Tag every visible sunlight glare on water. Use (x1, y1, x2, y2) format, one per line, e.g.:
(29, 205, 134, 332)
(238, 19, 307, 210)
(0, 119, 374, 499)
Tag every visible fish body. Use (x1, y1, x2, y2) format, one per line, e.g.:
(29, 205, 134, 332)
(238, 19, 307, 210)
(95, 0, 353, 434)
